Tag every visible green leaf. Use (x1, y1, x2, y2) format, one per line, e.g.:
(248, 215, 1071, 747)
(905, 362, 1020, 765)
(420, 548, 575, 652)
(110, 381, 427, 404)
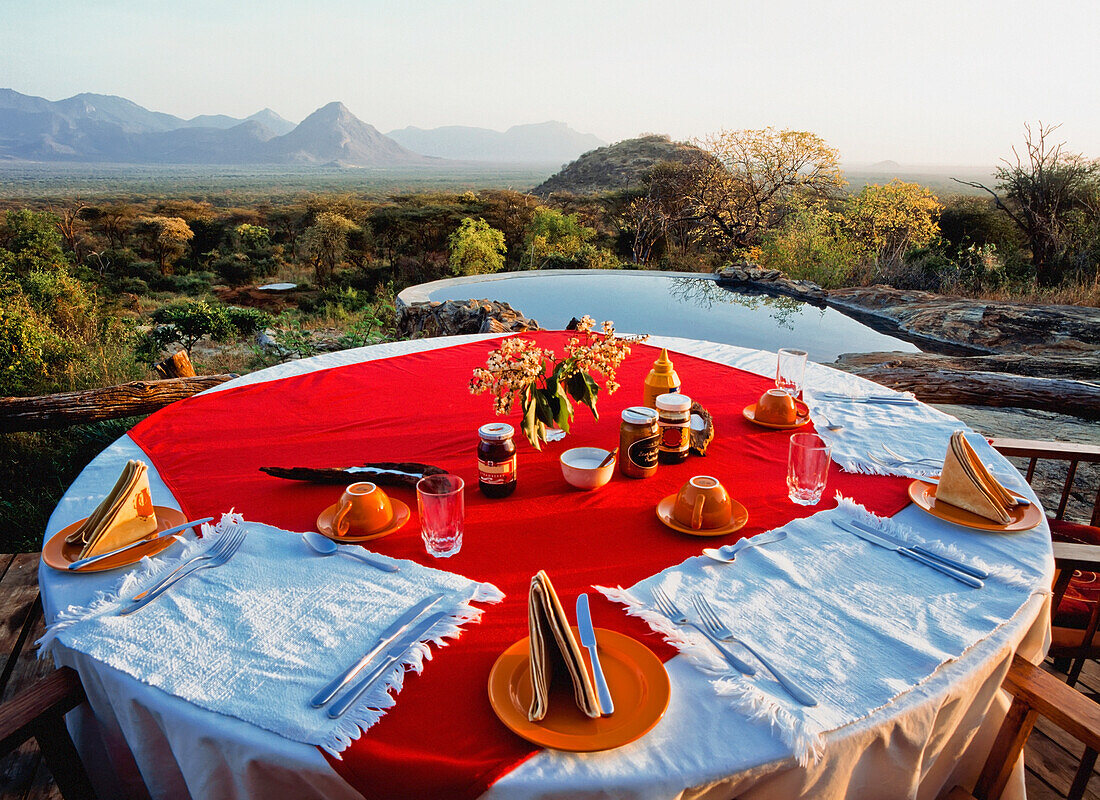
(553, 380, 574, 432)
(533, 388, 556, 427)
(521, 387, 542, 450)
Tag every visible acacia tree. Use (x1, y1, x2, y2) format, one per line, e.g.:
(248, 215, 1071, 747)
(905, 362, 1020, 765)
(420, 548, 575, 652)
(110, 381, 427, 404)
(134, 215, 193, 274)
(954, 123, 1100, 285)
(686, 128, 846, 253)
(847, 180, 943, 268)
(301, 211, 359, 285)
(448, 217, 506, 275)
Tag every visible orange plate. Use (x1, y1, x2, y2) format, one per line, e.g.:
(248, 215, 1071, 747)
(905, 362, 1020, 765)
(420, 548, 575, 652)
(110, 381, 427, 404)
(43, 506, 188, 573)
(488, 628, 670, 752)
(908, 480, 1043, 532)
(742, 402, 811, 430)
(656, 494, 749, 537)
(316, 498, 411, 543)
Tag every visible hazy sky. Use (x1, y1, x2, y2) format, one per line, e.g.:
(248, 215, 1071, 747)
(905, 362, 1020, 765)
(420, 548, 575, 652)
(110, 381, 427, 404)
(2, 0, 1097, 165)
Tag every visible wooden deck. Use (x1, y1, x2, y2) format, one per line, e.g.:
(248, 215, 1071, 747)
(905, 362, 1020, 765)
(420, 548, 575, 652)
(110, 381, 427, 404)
(0, 551, 1094, 800)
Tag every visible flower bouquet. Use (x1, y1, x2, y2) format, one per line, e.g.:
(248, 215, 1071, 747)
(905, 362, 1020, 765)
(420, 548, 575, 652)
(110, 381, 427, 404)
(469, 318, 644, 449)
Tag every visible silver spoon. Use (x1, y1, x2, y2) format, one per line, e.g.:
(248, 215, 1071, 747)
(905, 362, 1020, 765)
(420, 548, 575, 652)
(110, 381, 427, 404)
(703, 529, 788, 563)
(303, 530, 400, 572)
(816, 409, 843, 431)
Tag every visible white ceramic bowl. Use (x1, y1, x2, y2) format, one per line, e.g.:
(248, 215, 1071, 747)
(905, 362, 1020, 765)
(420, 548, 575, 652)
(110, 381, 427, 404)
(560, 447, 615, 490)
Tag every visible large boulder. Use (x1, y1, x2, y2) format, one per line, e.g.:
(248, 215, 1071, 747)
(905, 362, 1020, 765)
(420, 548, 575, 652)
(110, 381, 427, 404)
(396, 299, 541, 339)
(715, 261, 827, 304)
(827, 286, 1100, 357)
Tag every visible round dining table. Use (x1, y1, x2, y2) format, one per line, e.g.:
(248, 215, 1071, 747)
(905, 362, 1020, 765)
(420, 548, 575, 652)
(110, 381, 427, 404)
(39, 332, 1053, 800)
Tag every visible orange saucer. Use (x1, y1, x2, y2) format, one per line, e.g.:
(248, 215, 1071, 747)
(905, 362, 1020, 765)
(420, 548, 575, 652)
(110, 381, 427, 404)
(908, 480, 1042, 533)
(43, 506, 188, 573)
(316, 498, 411, 542)
(488, 628, 669, 752)
(655, 494, 749, 537)
(742, 402, 811, 430)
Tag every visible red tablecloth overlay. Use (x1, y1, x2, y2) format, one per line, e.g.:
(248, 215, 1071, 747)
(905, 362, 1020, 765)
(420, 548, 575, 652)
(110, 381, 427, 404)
(128, 333, 913, 800)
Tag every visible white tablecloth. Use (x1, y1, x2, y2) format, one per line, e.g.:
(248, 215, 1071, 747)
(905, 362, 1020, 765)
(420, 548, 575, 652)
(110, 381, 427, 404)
(39, 334, 1053, 800)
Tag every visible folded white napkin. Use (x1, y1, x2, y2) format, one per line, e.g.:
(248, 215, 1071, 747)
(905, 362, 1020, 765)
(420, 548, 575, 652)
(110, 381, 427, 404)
(596, 497, 1046, 764)
(41, 514, 503, 755)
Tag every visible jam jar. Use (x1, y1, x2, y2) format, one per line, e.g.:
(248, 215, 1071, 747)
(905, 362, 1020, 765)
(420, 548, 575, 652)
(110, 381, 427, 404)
(619, 406, 660, 478)
(477, 422, 517, 498)
(656, 392, 692, 465)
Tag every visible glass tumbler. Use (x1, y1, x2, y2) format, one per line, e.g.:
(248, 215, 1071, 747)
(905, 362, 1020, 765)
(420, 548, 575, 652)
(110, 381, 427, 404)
(416, 474, 465, 557)
(776, 348, 808, 397)
(787, 433, 831, 506)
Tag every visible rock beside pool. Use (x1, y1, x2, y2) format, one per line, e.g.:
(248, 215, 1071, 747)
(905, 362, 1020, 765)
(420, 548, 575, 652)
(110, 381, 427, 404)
(715, 261, 827, 304)
(827, 286, 1100, 357)
(396, 299, 541, 338)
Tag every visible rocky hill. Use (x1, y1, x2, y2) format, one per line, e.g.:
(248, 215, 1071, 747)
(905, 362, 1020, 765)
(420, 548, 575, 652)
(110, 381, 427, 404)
(266, 102, 428, 166)
(532, 134, 707, 196)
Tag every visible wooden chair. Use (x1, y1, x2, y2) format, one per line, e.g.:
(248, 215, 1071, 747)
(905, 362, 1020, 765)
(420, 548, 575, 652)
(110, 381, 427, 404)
(944, 654, 1100, 800)
(991, 438, 1100, 686)
(0, 666, 96, 800)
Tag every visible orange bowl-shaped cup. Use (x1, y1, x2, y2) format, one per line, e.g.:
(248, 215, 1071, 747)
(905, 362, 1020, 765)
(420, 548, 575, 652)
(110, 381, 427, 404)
(332, 482, 394, 537)
(755, 389, 799, 425)
(672, 475, 733, 530)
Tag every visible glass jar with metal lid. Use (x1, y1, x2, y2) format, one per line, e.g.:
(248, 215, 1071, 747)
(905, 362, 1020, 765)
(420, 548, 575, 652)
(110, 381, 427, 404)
(656, 393, 692, 465)
(619, 406, 660, 478)
(477, 422, 517, 498)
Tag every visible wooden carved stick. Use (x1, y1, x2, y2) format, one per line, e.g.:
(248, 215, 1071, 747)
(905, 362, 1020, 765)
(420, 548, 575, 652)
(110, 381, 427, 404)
(260, 462, 447, 490)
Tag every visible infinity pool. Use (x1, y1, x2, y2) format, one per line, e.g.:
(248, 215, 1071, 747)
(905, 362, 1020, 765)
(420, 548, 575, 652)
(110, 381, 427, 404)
(402, 270, 920, 362)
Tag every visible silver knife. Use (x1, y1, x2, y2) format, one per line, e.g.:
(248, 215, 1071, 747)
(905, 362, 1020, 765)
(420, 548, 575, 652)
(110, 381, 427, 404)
(311, 592, 446, 708)
(915, 475, 1030, 506)
(326, 610, 447, 719)
(848, 519, 991, 580)
(576, 593, 613, 716)
(833, 520, 983, 588)
(67, 517, 214, 570)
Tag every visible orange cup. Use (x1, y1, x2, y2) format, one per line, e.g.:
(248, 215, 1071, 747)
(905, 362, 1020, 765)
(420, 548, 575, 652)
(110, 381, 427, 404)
(756, 389, 799, 425)
(331, 482, 394, 537)
(673, 475, 733, 530)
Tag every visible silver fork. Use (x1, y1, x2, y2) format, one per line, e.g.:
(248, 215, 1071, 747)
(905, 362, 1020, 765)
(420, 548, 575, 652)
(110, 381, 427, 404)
(121, 526, 247, 615)
(650, 586, 755, 675)
(867, 451, 938, 470)
(882, 445, 941, 464)
(692, 594, 818, 706)
(130, 524, 243, 601)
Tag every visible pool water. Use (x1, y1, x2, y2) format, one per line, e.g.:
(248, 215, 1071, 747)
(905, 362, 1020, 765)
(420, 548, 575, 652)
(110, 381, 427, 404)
(406, 271, 920, 362)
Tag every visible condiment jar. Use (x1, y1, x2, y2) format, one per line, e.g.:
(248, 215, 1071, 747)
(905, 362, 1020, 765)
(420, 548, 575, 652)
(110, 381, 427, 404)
(619, 406, 659, 479)
(656, 393, 692, 465)
(643, 349, 681, 408)
(477, 423, 517, 498)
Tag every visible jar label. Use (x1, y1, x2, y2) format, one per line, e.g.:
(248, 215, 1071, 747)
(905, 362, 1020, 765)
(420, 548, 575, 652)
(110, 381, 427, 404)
(659, 426, 689, 452)
(627, 434, 660, 469)
(478, 457, 516, 485)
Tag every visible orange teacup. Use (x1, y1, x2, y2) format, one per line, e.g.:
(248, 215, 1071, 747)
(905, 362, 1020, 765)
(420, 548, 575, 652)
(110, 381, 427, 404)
(673, 475, 733, 530)
(755, 388, 799, 425)
(332, 482, 394, 537)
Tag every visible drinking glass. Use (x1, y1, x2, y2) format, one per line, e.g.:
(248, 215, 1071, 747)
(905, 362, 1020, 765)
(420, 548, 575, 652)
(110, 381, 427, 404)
(776, 348, 808, 397)
(787, 433, 831, 506)
(416, 474, 465, 557)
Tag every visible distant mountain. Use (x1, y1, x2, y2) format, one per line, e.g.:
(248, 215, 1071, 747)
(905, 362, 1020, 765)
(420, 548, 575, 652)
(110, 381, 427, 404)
(870, 159, 902, 171)
(533, 134, 707, 196)
(387, 121, 605, 163)
(267, 102, 428, 166)
(0, 89, 419, 166)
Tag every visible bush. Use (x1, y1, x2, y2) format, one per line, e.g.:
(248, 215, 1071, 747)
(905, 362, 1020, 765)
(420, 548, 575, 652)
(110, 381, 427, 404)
(758, 201, 867, 288)
(151, 300, 235, 354)
(212, 253, 255, 286)
(225, 306, 272, 335)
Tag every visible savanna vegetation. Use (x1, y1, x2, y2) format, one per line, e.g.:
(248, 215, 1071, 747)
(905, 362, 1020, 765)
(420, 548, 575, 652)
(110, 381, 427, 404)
(2, 122, 1097, 549)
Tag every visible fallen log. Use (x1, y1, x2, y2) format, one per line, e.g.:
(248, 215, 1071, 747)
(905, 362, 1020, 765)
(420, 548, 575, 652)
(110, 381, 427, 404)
(834, 357, 1100, 419)
(0, 375, 236, 433)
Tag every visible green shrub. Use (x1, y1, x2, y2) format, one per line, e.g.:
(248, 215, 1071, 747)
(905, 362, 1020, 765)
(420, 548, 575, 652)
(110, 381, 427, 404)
(225, 306, 273, 335)
(151, 300, 235, 354)
(213, 253, 256, 286)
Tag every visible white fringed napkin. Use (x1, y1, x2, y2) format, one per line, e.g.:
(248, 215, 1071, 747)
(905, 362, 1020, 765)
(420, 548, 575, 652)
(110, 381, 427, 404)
(40, 515, 503, 755)
(597, 497, 1047, 764)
